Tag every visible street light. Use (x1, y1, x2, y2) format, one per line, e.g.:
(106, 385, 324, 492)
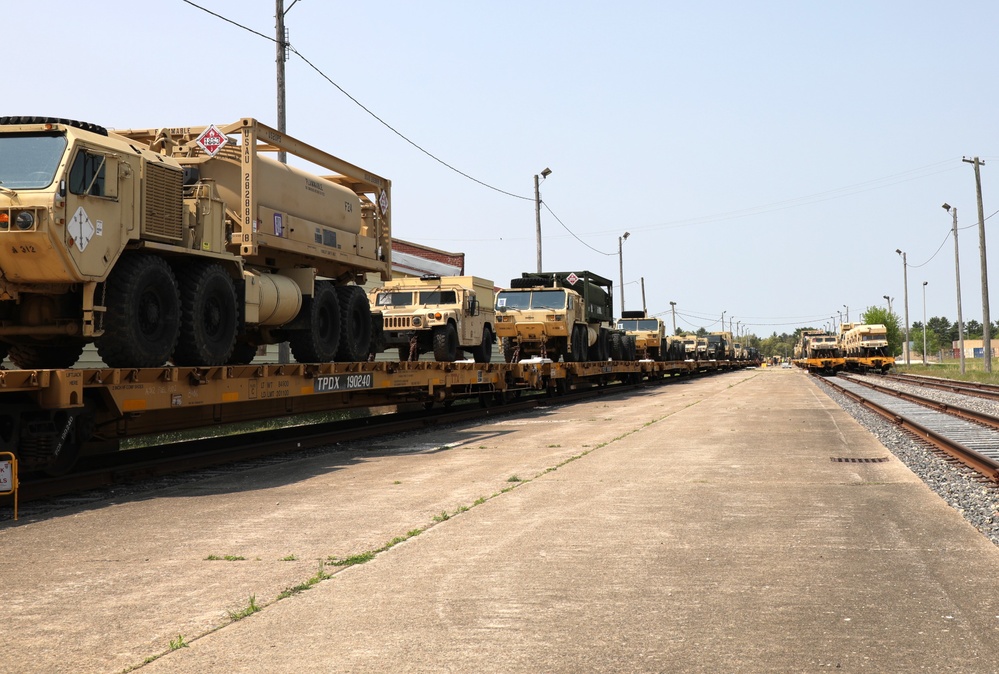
(618, 231, 630, 313)
(882, 295, 893, 315)
(843, 304, 849, 323)
(669, 301, 677, 334)
(922, 281, 928, 366)
(943, 203, 966, 374)
(534, 168, 551, 273)
(897, 249, 910, 365)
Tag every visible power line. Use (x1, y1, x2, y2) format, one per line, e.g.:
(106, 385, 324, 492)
(180, 0, 531, 201)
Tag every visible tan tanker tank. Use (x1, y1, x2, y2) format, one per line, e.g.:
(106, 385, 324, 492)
(0, 117, 391, 369)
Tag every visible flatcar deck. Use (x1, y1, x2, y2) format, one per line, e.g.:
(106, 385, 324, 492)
(0, 358, 754, 472)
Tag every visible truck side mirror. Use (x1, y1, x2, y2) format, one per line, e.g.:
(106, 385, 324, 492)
(469, 297, 479, 316)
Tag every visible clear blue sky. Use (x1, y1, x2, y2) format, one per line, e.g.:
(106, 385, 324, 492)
(10, 1, 999, 336)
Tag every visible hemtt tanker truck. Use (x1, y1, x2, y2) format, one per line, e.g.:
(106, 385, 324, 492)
(494, 271, 629, 362)
(369, 275, 495, 363)
(0, 117, 391, 369)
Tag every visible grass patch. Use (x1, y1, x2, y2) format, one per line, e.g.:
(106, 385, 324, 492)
(279, 554, 297, 562)
(205, 554, 245, 561)
(507, 475, 522, 482)
(228, 595, 261, 621)
(432, 510, 450, 522)
(169, 635, 188, 650)
(327, 551, 376, 567)
(279, 561, 331, 598)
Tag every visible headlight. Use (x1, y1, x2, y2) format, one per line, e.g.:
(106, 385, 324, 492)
(412, 316, 423, 327)
(15, 211, 34, 230)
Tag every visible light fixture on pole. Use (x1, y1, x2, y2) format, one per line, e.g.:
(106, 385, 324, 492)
(922, 281, 928, 365)
(882, 295, 893, 315)
(896, 249, 910, 365)
(669, 301, 677, 334)
(618, 231, 630, 313)
(534, 167, 551, 274)
(943, 203, 966, 374)
(843, 304, 849, 323)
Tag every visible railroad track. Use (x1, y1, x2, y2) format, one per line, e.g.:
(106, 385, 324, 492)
(822, 373, 999, 481)
(882, 372, 999, 401)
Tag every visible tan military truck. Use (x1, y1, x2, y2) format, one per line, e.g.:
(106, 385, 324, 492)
(369, 275, 495, 362)
(494, 270, 618, 362)
(680, 333, 698, 360)
(0, 116, 391, 369)
(617, 310, 666, 360)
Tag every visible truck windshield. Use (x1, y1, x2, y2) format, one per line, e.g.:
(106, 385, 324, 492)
(376, 291, 414, 307)
(0, 132, 67, 189)
(496, 290, 566, 310)
(419, 290, 457, 305)
(529, 290, 567, 310)
(618, 319, 659, 331)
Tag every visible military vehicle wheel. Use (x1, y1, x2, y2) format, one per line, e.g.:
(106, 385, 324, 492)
(568, 325, 588, 362)
(97, 254, 181, 369)
(173, 263, 238, 366)
(289, 282, 341, 363)
(335, 286, 371, 363)
(0, 341, 7, 363)
(473, 326, 493, 363)
(589, 328, 609, 361)
(609, 333, 625, 360)
(8, 342, 85, 369)
(227, 341, 258, 365)
(433, 323, 459, 362)
(502, 337, 517, 363)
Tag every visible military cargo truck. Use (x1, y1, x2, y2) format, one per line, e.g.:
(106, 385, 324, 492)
(0, 117, 391, 369)
(709, 331, 736, 360)
(370, 275, 495, 363)
(617, 310, 666, 360)
(494, 270, 616, 362)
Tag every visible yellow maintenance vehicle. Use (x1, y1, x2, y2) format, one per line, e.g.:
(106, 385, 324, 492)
(0, 117, 391, 369)
(369, 275, 495, 363)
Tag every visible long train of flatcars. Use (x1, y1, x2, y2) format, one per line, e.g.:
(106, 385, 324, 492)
(792, 322, 893, 374)
(0, 116, 758, 476)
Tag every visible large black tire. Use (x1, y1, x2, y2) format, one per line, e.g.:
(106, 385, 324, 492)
(502, 337, 517, 363)
(8, 342, 85, 369)
(473, 326, 494, 363)
(433, 323, 459, 362)
(173, 263, 238, 366)
(0, 342, 7, 363)
(589, 328, 609, 361)
(568, 325, 587, 362)
(609, 333, 625, 361)
(289, 282, 341, 363)
(96, 254, 180, 369)
(227, 341, 259, 365)
(335, 285, 371, 363)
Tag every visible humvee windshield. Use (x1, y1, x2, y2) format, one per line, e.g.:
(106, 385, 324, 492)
(618, 319, 659, 331)
(376, 290, 458, 307)
(496, 290, 567, 311)
(0, 132, 67, 189)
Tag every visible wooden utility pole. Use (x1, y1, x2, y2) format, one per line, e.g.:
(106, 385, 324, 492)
(276, 0, 290, 362)
(964, 157, 990, 373)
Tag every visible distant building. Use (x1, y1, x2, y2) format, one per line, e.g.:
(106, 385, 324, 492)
(951, 339, 998, 359)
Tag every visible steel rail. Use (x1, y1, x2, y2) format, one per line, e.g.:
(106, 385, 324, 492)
(883, 372, 999, 401)
(820, 375, 999, 482)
